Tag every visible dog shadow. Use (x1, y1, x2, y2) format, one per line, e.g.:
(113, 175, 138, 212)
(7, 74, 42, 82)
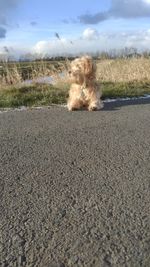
(101, 97, 150, 111)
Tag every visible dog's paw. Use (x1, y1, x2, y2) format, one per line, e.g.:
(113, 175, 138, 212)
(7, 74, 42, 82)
(67, 105, 79, 111)
(88, 101, 104, 111)
(88, 105, 98, 111)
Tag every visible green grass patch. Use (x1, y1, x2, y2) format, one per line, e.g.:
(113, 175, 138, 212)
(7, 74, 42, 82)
(0, 80, 150, 109)
(0, 83, 69, 108)
(101, 80, 150, 99)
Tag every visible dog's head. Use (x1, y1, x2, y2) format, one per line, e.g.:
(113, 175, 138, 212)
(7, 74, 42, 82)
(69, 56, 96, 84)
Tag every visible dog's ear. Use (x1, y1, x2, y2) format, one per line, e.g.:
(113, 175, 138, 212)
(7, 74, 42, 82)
(83, 57, 91, 75)
(83, 56, 96, 76)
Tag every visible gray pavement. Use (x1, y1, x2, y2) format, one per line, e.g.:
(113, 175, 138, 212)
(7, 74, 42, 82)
(0, 99, 150, 267)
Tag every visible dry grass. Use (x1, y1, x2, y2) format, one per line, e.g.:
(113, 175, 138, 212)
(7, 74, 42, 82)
(0, 64, 22, 86)
(0, 60, 68, 89)
(1, 57, 150, 88)
(96, 58, 150, 82)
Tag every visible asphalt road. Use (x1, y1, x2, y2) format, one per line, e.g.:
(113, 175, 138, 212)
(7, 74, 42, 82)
(0, 98, 150, 267)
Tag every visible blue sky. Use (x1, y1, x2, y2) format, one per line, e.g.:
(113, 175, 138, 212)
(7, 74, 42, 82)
(1, 0, 150, 57)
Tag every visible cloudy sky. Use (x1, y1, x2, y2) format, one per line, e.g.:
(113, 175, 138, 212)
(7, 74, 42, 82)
(1, 0, 150, 57)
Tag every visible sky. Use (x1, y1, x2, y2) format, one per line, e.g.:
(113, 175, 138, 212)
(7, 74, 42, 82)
(1, 0, 150, 58)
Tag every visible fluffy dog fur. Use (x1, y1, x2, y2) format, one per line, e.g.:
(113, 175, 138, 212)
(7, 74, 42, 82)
(67, 56, 103, 111)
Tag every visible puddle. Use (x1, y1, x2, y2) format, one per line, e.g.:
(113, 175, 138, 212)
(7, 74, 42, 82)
(23, 72, 66, 85)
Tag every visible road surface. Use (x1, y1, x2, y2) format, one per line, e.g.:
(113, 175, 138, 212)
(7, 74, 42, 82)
(0, 98, 150, 267)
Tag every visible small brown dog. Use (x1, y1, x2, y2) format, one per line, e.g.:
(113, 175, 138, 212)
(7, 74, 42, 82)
(67, 56, 103, 111)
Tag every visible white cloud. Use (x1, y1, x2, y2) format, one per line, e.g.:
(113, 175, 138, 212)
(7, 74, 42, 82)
(32, 29, 150, 56)
(143, 0, 150, 4)
(82, 28, 99, 40)
(33, 38, 71, 55)
(1, 28, 150, 58)
(125, 29, 150, 48)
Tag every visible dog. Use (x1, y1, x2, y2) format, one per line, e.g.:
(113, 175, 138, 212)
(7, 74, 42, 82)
(67, 56, 103, 111)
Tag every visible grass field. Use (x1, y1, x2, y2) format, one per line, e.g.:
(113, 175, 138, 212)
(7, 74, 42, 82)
(0, 58, 150, 108)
